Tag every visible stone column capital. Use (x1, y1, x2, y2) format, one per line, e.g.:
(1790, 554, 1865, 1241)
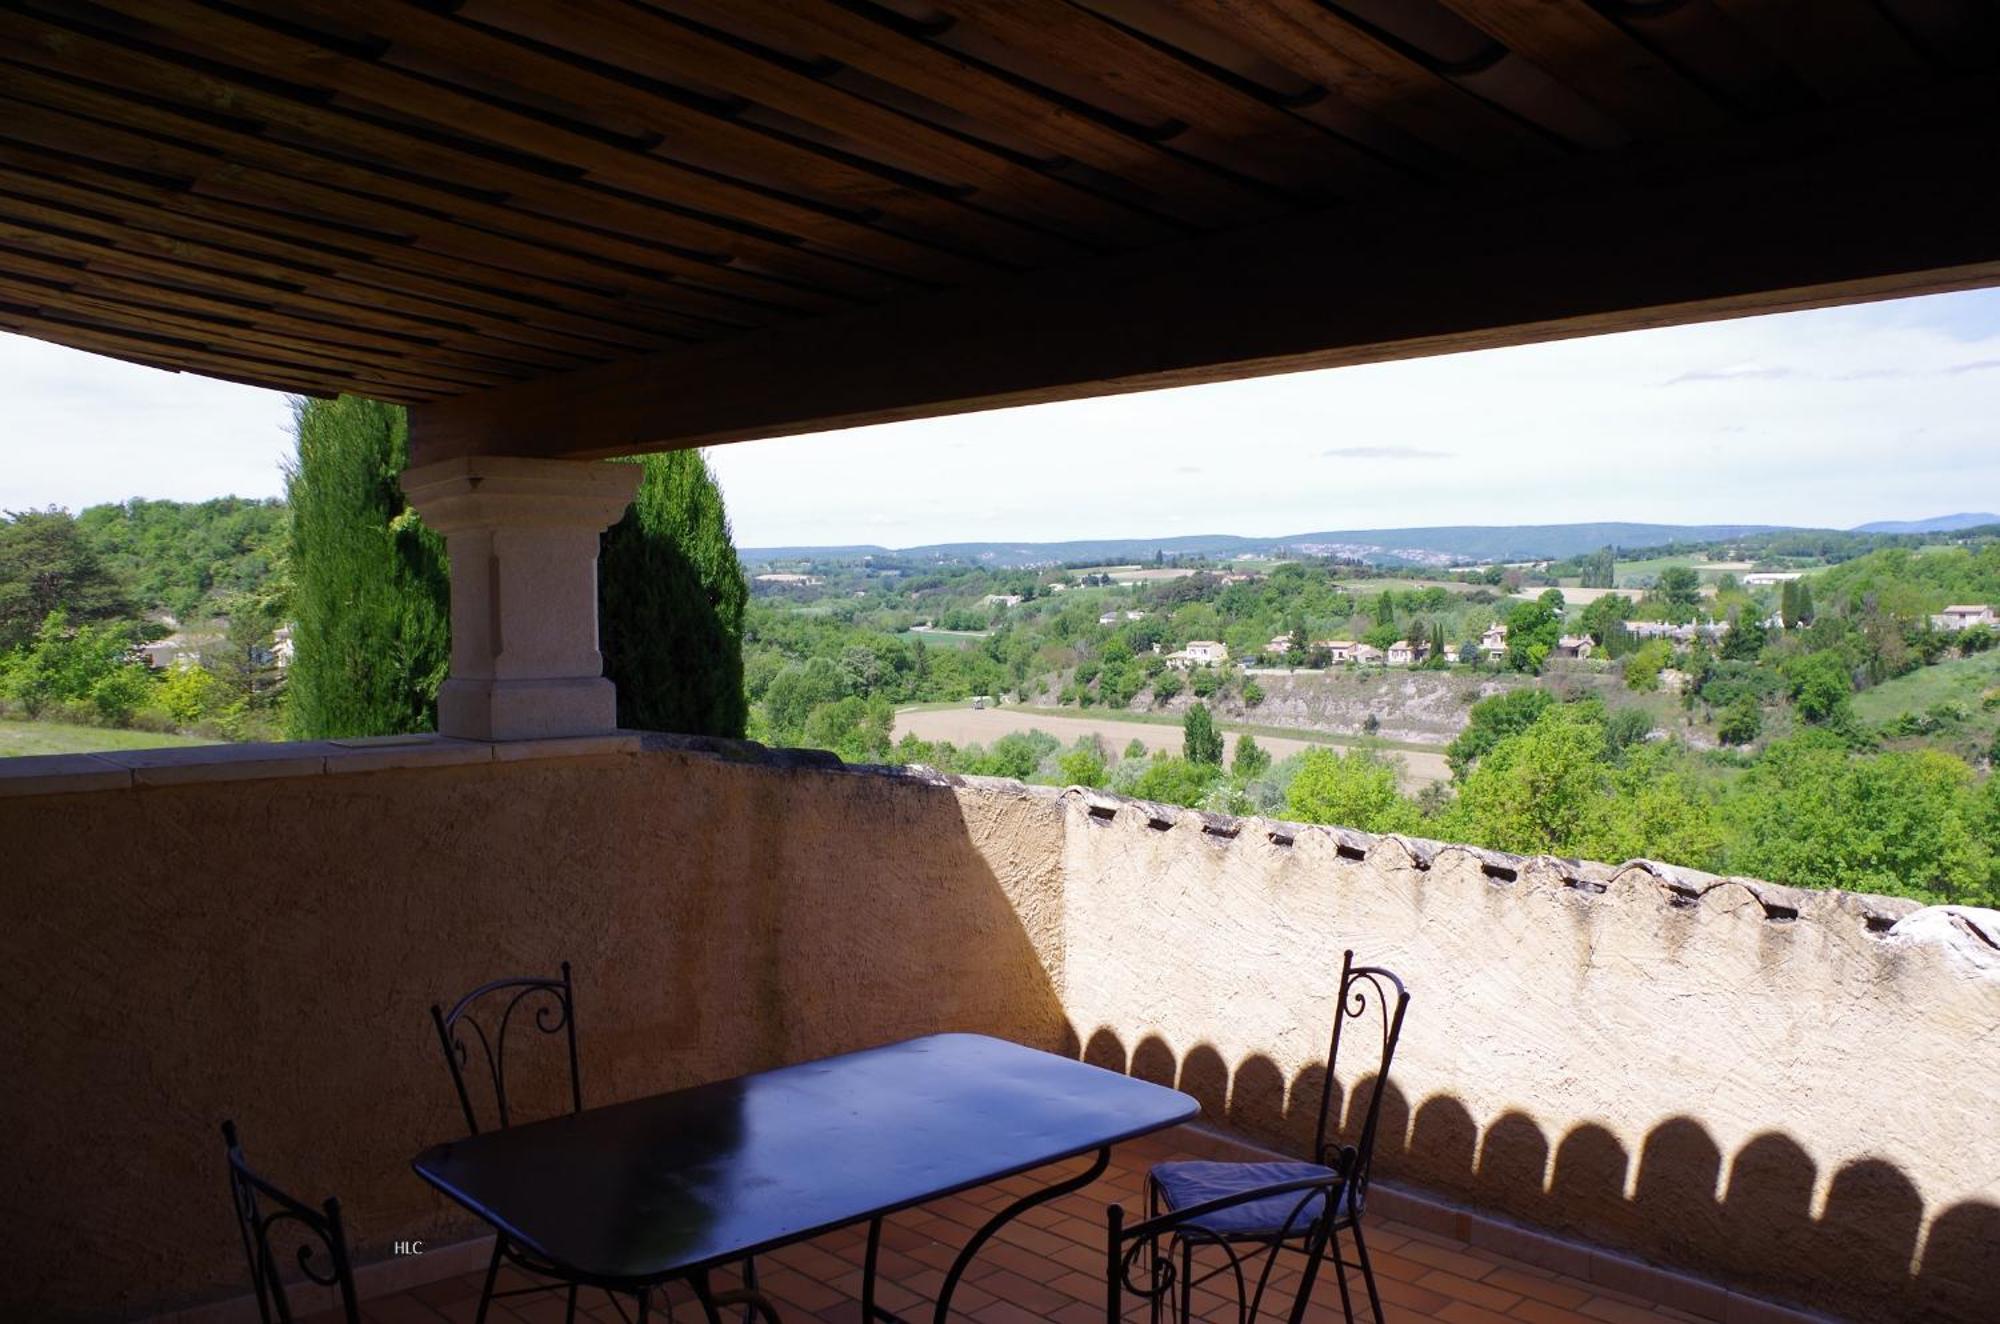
(401, 455, 641, 535)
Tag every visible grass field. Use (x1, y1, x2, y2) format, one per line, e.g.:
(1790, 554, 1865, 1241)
(1851, 650, 2000, 725)
(895, 702, 1450, 788)
(1612, 556, 1750, 586)
(0, 718, 213, 758)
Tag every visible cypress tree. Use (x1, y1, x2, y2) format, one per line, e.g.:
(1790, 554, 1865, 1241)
(598, 450, 748, 737)
(284, 396, 450, 738)
(1183, 701, 1224, 766)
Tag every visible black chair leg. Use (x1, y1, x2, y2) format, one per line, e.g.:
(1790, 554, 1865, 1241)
(1349, 1220, 1386, 1324)
(474, 1240, 504, 1324)
(635, 1287, 650, 1324)
(1145, 1178, 1162, 1324)
(1326, 1225, 1359, 1324)
(564, 1282, 578, 1324)
(742, 1255, 758, 1324)
(1178, 1238, 1193, 1324)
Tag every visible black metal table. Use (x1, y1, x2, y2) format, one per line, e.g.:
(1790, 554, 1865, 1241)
(412, 1032, 1199, 1322)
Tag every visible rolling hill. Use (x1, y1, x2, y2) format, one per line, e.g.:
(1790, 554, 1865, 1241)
(742, 522, 1795, 569)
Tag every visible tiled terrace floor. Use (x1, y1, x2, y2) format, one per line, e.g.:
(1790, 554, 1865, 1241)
(359, 1130, 1747, 1324)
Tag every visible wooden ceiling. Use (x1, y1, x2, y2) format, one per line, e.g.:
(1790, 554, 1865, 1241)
(2, 0, 1999, 455)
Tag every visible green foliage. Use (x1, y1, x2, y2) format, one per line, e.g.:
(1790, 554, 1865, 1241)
(1653, 566, 1703, 621)
(1152, 672, 1184, 704)
(284, 397, 450, 739)
(1189, 667, 1223, 698)
(1719, 614, 1767, 661)
(1284, 748, 1420, 833)
(1131, 754, 1223, 807)
(1728, 737, 1995, 905)
(1058, 744, 1109, 788)
(1603, 707, 1654, 754)
(88, 666, 152, 724)
(1124, 738, 1147, 760)
(1578, 547, 1616, 589)
(599, 451, 748, 737)
(1441, 704, 1611, 855)
(1717, 694, 1762, 746)
(0, 508, 134, 650)
(1232, 733, 1271, 779)
(1446, 688, 1553, 778)
(799, 695, 894, 762)
(159, 664, 224, 725)
(1, 610, 160, 727)
(73, 497, 287, 623)
(1241, 678, 1264, 706)
(1785, 650, 1854, 724)
(1622, 640, 1672, 692)
(1183, 701, 1224, 766)
(1504, 595, 1562, 672)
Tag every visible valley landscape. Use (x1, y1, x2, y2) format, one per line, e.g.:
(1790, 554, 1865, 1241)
(8, 501, 2000, 907)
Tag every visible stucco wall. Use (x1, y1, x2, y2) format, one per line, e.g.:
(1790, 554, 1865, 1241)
(0, 740, 1067, 1320)
(1056, 792, 2000, 1324)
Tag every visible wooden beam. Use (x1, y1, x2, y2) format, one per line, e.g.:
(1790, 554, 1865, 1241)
(409, 86, 2000, 464)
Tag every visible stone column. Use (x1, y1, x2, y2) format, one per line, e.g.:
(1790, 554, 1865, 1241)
(400, 456, 641, 741)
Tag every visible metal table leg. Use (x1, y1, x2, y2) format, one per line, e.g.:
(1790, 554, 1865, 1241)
(931, 1145, 1111, 1323)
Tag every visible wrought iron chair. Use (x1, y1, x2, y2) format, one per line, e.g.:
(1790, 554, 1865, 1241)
(222, 1120, 359, 1324)
(432, 962, 605, 1324)
(1107, 1169, 1345, 1324)
(1141, 952, 1410, 1324)
(431, 963, 763, 1324)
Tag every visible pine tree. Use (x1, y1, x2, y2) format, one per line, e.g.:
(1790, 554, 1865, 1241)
(285, 396, 450, 738)
(598, 450, 749, 736)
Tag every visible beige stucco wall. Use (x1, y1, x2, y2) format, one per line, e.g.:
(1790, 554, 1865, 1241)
(1056, 793, 2000, 1323)
(0, 741, 1067, 1320)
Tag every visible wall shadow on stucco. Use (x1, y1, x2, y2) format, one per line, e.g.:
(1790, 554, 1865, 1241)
(1064, 1025, 1998, 1324)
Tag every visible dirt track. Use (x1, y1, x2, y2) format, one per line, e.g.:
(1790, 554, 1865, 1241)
(894, 706, 1449, 789)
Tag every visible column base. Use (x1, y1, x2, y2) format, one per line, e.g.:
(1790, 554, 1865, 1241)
(436, 676, 619, 742)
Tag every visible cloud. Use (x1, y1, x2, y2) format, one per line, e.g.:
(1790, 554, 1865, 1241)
(1943, 358, 2000, 375)
(1321, 445, 1454, 460)
(1662, 364, 1799, 385)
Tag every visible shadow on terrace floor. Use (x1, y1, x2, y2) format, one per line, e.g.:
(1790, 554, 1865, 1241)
(340, 1127, 1729, 1324)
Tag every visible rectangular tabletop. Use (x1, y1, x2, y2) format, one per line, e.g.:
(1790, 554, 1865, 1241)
(412, 1032, 1198, 1284)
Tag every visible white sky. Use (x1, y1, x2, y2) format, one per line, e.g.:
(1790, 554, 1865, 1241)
(4, 286, 1997, 547)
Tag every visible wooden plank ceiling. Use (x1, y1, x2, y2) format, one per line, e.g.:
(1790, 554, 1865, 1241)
(1, 0, 1997, 428)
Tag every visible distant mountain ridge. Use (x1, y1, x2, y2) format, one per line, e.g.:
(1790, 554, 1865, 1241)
(1850, 512, 2000, 534)
(743, 521, 1801, 569)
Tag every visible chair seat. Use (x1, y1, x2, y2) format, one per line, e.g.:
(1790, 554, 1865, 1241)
(1151, 1159, 1341, 1239)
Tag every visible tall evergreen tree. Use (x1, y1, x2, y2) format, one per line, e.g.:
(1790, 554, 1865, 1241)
(285, 397, 450, 738)
(598, 451, 748, 736)
(1183, 701, 1224, 766)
